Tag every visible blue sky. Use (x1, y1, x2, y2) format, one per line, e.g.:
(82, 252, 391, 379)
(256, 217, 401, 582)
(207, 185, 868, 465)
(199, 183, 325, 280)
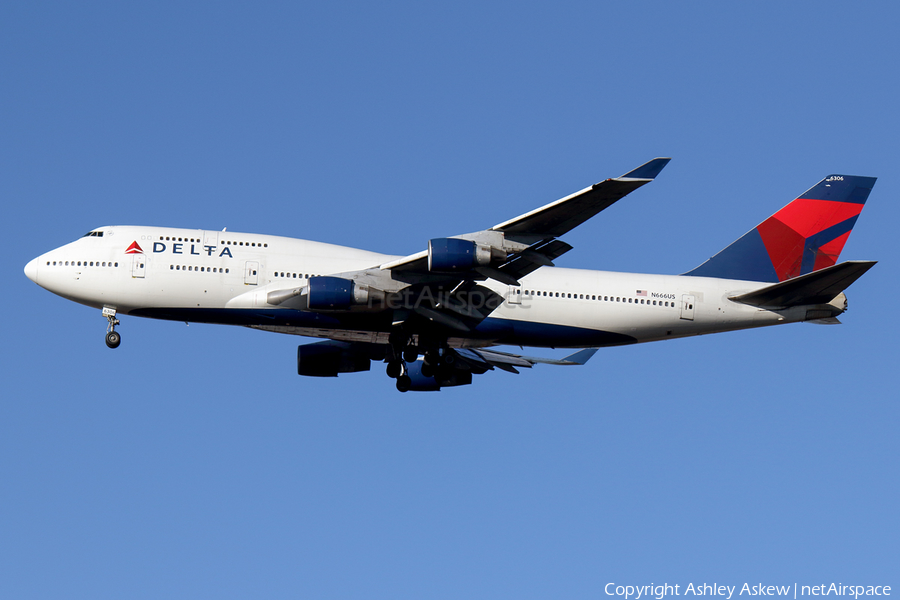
(2, 2, 898, 598)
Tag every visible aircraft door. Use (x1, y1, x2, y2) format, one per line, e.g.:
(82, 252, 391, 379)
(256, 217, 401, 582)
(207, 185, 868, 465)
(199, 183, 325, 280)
(680, 294, 695, 321)
(507, 286, 522, 305)
(244, 261, 259, 285)
(131, 253, 146, 278)
(203, 230, 219, 247)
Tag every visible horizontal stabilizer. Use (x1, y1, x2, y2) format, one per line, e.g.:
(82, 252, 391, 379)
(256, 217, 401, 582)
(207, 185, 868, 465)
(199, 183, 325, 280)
(729, 260, 876, 309)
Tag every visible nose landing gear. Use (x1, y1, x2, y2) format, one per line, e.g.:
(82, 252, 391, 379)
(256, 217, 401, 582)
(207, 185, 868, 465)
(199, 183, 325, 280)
(103, 306, 121, 349)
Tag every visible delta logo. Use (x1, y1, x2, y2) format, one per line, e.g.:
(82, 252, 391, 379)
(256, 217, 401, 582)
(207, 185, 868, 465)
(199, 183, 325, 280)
(125, 241, 144, 255)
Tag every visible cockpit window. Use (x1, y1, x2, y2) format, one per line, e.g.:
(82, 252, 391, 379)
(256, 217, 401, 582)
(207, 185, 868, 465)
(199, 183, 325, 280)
(81, 231, 104, 238)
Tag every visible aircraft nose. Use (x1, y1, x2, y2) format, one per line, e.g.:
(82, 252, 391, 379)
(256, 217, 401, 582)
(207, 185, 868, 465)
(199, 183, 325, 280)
(24, 257, 39, 283)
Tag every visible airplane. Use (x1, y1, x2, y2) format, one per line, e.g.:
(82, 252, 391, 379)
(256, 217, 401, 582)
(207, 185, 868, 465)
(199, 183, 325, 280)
(24, 158, 877, 392)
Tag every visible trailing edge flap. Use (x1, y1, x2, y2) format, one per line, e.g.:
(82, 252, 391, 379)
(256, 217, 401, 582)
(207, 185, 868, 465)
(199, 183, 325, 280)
(728, 261, 876, 309)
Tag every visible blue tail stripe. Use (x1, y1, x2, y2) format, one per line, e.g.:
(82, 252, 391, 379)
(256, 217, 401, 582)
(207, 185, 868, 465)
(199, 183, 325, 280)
(798, 176, 876, 203)
(683, 228, 779, 282)
(799, 215, 860, 274)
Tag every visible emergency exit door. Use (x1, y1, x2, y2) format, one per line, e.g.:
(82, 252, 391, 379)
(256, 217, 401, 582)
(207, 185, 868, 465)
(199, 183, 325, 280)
(680, 294, 695, 321)
(131, 253, 145, 278)
(244, 261, 259, 285)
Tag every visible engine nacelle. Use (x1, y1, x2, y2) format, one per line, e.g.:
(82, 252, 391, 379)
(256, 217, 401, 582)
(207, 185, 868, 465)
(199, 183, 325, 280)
(297, 342, 371, 377)
(306, 276, 382, 311)
(428, 238, 492, 273)
(405, 360, 473, 391)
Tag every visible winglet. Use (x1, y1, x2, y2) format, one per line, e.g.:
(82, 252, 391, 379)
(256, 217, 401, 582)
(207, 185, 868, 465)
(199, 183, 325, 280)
(560, 348, 598, 365)
(619, 157, 671, 181)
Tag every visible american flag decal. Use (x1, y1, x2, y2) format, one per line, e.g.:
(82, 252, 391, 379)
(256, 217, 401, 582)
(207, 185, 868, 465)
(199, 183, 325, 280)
(636, 290, 647, 297)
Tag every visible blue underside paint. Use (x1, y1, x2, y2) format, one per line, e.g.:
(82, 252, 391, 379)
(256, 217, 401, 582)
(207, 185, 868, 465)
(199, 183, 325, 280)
(683, 227, 778, 282)
(129, 307, 637, 348)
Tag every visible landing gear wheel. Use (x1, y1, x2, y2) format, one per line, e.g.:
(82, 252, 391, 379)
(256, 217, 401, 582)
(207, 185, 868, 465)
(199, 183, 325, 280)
(396, 375, 412, 393)
(403, 347, 418, 363)
(386, 360, 403, 379)
(105, 331, 121, 349)
(103, 307, 121, 349)
(420, 362, 434, 378)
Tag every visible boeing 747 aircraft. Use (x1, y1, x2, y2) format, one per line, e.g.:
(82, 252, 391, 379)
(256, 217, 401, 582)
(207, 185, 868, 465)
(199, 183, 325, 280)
(24, 159, 877, 391)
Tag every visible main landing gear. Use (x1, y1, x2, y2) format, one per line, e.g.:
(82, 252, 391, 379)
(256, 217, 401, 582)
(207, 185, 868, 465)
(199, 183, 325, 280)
(384, 330, 451, 392)
(103, 306, 121, 349)
(385, 330, 420, 392)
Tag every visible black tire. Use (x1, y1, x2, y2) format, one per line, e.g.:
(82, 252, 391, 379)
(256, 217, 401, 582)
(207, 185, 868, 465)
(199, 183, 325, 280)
(396, 375, 412, 393)
(442, 351, 456, 366)
(386, 360, 402, 379)
(105, 331, 121, 349)
(420, 362, 434, 378)
(403, 347, 418, 362)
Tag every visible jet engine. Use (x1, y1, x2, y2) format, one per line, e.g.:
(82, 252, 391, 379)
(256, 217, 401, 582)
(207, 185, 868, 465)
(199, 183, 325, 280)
(403, 359, 473, 391)
(306, 276, 384, 310)
(297, 341, 371, 377)
(427, 238, 493, 272)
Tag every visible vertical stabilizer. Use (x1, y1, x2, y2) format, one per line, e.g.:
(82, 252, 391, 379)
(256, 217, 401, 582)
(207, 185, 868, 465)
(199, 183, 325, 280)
(685, 175, 876, 282)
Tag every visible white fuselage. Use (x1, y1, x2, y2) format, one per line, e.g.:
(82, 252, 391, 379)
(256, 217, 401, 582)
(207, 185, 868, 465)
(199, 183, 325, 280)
(25, 226, 826, 349)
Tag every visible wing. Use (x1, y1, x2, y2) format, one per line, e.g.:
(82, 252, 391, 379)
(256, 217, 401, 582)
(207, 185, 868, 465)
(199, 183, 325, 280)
(490, 157, 671, 237)
(377, 156, 671, 279)
(273, 158, 669, 350)
(295, 339, 600, 391)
